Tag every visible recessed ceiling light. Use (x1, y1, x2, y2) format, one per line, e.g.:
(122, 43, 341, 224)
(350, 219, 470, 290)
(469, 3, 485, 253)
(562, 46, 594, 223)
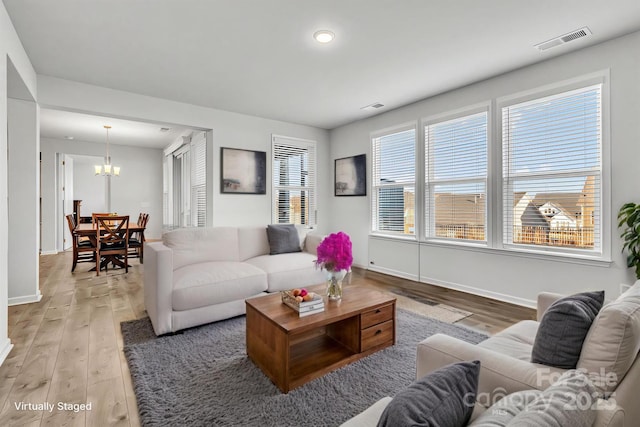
(313, 30, 335, 44)
(160, 127, 171, 132)
(64, 136, 74, 140)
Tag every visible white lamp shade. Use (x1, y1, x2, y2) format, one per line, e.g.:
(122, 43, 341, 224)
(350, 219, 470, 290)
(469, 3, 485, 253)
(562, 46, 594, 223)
(104, 164, 112, 174)
(94, 165, 102, 175)
(113, 166, 121, 176)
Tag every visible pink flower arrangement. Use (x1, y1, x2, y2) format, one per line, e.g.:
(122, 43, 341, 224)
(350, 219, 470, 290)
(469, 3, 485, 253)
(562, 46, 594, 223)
(315, 232, 353, 272)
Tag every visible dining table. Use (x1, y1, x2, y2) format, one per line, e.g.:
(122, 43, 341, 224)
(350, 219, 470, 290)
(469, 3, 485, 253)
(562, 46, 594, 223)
(74, 222, 146, 271)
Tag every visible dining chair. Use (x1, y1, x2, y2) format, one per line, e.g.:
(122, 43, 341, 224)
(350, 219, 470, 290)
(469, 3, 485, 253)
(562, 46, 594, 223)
(92, 212, 116, 225)
(128, 213, 149, 263)
(95, 215, 129, 276)
(65, 214, 96, 272)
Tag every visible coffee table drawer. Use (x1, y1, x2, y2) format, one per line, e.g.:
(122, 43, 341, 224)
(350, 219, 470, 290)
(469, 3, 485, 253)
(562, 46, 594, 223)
(361, 304, 394, 329)
(361, 320, 393, 351)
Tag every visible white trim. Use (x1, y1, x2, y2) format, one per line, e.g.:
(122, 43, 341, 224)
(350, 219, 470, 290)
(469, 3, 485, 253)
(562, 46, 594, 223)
(419, 240, 612, 267)
(271, 134, 317, 226)
(421, 106, 490, 242)
(370, 121, 417, 140)
(163, 139, 186, 156)
(600, 71, 612, 263)
(495, 70, 608, 107)
(368, 265, 419, 282)
(421, 101, 491, 126)
(8, 290, 42, 306)
(497, 73, 608, 261)
(369, 233, 419, 243)
(271, 134, 317, 146)
(370, 123, 417, 236)
(351, 262, 368, 270)
(40, 250, 58, 256)
(0, 339, 14, 367)
(419, 274, 537, 309)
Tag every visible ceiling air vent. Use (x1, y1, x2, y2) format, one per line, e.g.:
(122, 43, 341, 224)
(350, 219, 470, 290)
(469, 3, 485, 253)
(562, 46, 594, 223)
(361, 102, 385, 111)
(535, 27, 592, 51)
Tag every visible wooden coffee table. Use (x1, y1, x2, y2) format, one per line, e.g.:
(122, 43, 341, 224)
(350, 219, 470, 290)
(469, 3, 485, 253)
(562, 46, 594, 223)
(245, 284, 396, 393)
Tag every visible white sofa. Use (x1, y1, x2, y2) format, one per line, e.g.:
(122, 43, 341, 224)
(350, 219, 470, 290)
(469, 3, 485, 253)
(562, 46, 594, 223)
(415, 285, 640, 427)
(144, 226, 326, 335)
(342, 287, 636, 427)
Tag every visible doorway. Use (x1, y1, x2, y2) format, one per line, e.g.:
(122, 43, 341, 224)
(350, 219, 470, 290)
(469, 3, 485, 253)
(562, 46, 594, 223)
(57, 154, 106, 251)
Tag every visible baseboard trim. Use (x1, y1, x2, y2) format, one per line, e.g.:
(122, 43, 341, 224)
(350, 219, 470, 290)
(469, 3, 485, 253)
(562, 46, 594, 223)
(420, 275, 536, 308)
(368, 265, 419, 282)
(40, 250, 58, 256)
(8, 290, 43, 306)
(0, 338, 13, 366)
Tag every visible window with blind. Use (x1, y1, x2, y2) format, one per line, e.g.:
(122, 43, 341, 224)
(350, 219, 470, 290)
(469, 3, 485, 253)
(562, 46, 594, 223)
(162, 132, 207, 229)
(425, 111, 488, 242)
(190, 133, 207, 227)
(272, 135, 316, 226)
(371, 127, 416, 235)
(502, 84, 602, 252)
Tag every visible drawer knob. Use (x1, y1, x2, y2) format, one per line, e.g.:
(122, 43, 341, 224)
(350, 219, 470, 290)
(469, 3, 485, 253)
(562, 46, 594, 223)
(375, 329, 382, 335)
(375, 309, 381, 314)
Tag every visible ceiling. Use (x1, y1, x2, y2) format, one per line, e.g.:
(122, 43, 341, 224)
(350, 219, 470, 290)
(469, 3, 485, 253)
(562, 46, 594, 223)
(5, 0, 640, 131)
(39, 109, 195, 149)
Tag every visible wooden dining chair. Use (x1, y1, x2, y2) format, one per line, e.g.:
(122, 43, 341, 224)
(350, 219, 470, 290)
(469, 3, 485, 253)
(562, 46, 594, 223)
(92, 212, 116, 225)
(65, 214, 96, 272)
(95, 215, 129, 276)
(128, 213, 149, 263)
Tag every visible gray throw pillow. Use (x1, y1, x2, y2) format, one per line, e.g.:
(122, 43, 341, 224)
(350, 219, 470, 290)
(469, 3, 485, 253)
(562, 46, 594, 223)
(532, 290, 604, 369)
(377, 360, 480, 427)
(469, 370, 597, 427)
(266, 224, 302, 255)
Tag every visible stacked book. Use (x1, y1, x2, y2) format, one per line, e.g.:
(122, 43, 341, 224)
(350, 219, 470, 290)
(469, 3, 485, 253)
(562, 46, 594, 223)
(281, 291, 325, 317)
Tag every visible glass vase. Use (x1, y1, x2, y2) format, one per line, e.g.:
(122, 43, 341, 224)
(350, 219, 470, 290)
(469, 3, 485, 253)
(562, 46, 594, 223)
(326, 269, 347, 301)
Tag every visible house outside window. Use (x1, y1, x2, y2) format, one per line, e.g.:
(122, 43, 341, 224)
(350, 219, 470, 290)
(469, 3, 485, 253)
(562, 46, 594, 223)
(272, 135, 317, 226)
(502, 84, 602, 253)
(370, 74, 607, 262)
(371, 126, 416, 235)
(424, 110, 488, 242)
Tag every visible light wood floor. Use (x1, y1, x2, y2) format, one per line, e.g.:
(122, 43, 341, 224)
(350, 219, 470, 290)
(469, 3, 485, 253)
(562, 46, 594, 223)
(0, 252, 535, 426)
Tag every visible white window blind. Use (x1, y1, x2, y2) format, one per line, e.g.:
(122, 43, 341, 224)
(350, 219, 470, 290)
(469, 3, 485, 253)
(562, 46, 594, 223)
(425, 111, 487, 241)
(190, 133, 207, 227)
(272, 135, 316, 226)
(371, 128, 416, 235)
(502, 85, 601, 251)
(162, 133, 208, 229)
(162, 154, 171, 228)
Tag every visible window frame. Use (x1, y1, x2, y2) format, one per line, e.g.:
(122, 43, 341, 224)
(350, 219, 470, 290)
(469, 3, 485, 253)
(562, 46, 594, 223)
(271, 134, 317, 227)
(497, 74, 609, 261)
(422, 104, 490, 245)
(162, 132, 208, 230)
(368, 72, 611, 264)
(370, 122, 418, 238)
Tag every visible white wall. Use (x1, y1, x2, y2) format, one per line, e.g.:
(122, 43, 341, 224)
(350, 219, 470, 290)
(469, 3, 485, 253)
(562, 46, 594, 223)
(329, 31, 640, 306)
(72, 156, 106, 217)
(36, 76, 331, 233)
(40, 138, 164, 253)
(0, 1, 38, 364)
(7, 98, 40, 305)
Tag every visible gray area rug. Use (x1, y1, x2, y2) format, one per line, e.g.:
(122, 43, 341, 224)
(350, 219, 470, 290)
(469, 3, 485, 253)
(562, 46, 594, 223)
(122, 309, 487, 427)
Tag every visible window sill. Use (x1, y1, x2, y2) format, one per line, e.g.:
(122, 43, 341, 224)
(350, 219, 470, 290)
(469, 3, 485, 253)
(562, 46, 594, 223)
(369, 233, 418, 243)
(420, 239, 612, 267)
(368, 233, 612, 267)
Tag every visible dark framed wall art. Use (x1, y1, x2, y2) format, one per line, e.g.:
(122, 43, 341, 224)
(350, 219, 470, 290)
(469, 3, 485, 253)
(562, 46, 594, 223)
(335, 154, 366, 196)
(221, 147, 267, 194)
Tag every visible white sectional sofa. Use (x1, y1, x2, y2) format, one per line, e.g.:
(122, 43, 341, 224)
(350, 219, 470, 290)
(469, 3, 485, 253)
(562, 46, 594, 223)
(144, 226, 326, 335)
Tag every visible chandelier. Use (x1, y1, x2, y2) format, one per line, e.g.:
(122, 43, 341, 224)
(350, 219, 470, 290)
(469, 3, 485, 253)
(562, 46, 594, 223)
(94, 125, 120, 176)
